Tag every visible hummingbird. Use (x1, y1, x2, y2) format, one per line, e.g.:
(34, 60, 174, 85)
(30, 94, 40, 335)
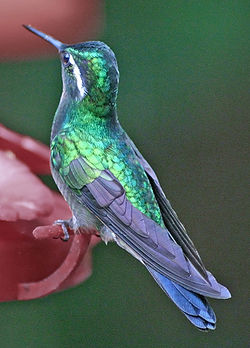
(24, 25, 231, 330)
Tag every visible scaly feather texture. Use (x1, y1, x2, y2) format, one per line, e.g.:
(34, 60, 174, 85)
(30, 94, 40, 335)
(24, 25, 231, 330)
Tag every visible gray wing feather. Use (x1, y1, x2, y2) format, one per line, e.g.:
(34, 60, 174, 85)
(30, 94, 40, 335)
(81, 167, 227, 298)
(128, 137, 207, 278)
(61, 156, 229, 299)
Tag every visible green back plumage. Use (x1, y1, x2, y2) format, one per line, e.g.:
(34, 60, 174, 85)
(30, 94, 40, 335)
(51, 118, 164, 227)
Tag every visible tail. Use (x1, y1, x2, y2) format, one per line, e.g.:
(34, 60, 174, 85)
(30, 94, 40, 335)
(146, 265, 216, 330)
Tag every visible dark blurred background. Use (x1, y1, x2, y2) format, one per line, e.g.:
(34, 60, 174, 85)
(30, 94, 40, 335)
(0, 1, 249, 347)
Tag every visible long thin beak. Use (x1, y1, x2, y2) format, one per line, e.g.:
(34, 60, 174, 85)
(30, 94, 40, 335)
(23, 25, 64, 50)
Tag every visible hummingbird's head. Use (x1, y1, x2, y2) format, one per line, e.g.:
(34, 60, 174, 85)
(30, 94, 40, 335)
(61, 42, 119, 107)
(23, 25, 119, 116)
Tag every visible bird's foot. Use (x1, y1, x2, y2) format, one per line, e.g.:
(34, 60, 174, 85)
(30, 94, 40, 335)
(54, 218, 74, 241)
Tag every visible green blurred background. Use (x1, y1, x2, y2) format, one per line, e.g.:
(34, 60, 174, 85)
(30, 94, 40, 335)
(0, 1, 249, 347)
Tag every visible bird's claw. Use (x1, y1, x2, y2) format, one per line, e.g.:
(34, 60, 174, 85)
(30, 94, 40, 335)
(54, 219, 72, 241)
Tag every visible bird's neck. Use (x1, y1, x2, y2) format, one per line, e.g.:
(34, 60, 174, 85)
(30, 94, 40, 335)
(50, 93, 117, 142)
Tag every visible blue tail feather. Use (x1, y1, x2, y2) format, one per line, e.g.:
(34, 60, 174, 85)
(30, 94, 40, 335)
(146, 265, 216, 330)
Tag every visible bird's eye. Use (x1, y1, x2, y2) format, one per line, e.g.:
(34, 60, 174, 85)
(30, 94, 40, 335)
(62, 52, 70, 66)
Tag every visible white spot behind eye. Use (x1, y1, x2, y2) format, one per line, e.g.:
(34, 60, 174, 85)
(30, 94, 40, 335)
(68, 55, 87, 99)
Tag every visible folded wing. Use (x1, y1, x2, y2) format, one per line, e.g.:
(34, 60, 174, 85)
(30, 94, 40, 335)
(62, 155, 230, 299)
